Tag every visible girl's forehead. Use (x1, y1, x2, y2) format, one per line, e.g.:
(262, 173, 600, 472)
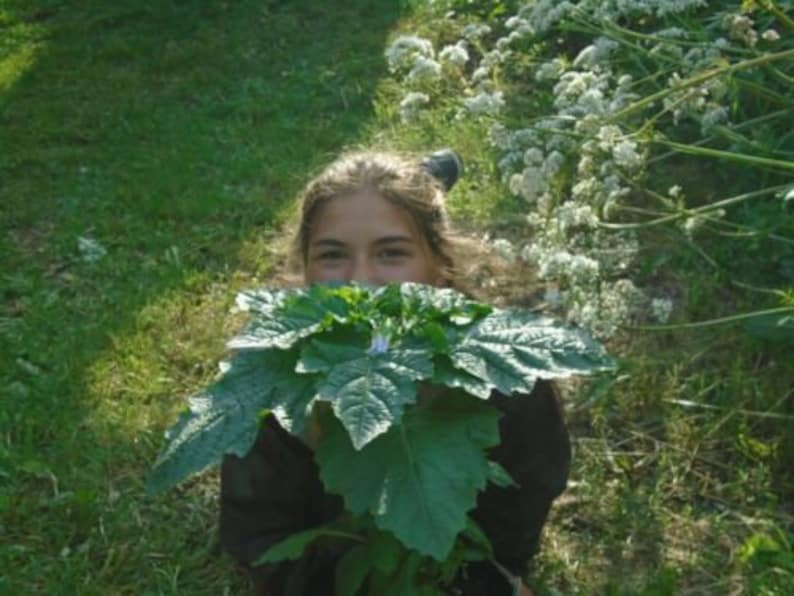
(309, 190, 425, 244)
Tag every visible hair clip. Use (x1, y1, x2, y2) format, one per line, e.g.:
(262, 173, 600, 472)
(422, 148, 464, 192)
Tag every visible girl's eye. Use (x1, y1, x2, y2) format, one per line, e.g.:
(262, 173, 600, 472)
(378, 249, 411, 261)
(315, 250, 346, 262)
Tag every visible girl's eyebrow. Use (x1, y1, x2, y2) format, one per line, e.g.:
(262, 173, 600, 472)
(311, 238, 347, 247)
(311, 236, 415, 247)
(373, 236, 414, 245)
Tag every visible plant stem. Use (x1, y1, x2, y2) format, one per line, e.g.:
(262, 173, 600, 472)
(599, 184, 790, 230)
(630, 306, 794, 331)
(647, 108, 793, 165)
(609, 49, 794, 122)
(761, 0, 794, 31)
(651, 139, 794, 171)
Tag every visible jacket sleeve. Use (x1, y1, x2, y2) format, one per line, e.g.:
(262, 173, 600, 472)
(219, 416, 342, 595)
(469, 379, 571, 579)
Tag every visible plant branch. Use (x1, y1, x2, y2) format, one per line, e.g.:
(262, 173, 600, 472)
(629, 306, 794, 331)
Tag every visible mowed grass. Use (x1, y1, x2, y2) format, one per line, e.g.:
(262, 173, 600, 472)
(0, 1, 403, 593)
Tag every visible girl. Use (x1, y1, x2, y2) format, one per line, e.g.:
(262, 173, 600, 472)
(219, 150, 570, 595)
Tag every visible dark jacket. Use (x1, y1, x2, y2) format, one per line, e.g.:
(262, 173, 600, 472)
(219, 380, 570, 595)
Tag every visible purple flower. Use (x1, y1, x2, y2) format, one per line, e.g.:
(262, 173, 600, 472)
(368, 334, 390, 355)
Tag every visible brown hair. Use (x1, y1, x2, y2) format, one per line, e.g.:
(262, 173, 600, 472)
(291, 150, 467, 291)
(265, 149, 527, 304)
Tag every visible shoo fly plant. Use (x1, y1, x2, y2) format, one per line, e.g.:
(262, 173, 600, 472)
(148, 282, 613, 593)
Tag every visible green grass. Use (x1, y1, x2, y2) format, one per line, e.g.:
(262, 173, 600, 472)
(3, 1, 793, 595)
(1, 1, 402, 592)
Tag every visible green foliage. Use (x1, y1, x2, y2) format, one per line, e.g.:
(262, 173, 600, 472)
(316, 394, 500, 560)
(150, 283, 612, 491)
(149, 281, 611, 589)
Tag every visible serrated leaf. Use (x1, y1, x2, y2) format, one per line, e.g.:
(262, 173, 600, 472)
(297, 337, 363, 374)
(253, 527, 329, 565)
(147, 351, 289, 493)
(450, 309, 614, 395)
(487, 461, 518, 488)
(369, 530, 403, 575)
(316, 395, 501, 560)
(335, 544, 372, 596)
(310, 343, 432, 449)
(269, 371, 319, 437)
(431, 357, 492, 399)
(400, 283, 492, 327)
(228, 286, 350, 351)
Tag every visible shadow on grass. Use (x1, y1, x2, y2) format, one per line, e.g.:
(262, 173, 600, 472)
(0, 0, 401, 591)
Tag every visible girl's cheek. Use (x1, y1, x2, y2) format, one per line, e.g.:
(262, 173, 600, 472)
(308, 263, 352, 284)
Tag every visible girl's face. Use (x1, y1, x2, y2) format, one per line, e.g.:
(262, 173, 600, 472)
(304, 189, 443, 287)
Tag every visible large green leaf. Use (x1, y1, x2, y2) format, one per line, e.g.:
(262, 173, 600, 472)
(450, 308, 614, 395)
(309, 341, 433, 449)
(228, 286, 350, 351)
(400, 283, 492, 327)
(315, 395, 501, 560)
(300, 338, 433, 448)
(147, 351, 294, 493)
(431, 357, 492, 399)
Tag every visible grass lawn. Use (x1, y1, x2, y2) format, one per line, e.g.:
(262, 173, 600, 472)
(1, 1, 403, 592)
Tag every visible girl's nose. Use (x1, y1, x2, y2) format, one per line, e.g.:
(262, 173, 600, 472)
(350, 257, 379, 285)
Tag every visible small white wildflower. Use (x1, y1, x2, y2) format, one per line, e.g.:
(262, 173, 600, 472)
(461, 23, 491, 40)
(578, 88, 607, 115)
(406, 56, 442, 83)
(439, 42, 469, 67)
(655, 27, 689, 39)
(535, 58, 565, 82)
(77, 235, 107, 263)
(218, 360, 232, 374)
(543, 151, 566, 177)
(460, 90, 504, 115)
(568, 254, 601, 284)
(523, 147, 545, 165)
(762, 29, 780, 42)
(573, 37, 618, 68)
(481, 48, 509, 69)
(668, 185, 683, 198)
(723, 14, 758, 47)
(491, 238, 517, 262)
(471, 65, 490, 84)
(557, 203, 599, 232)
(612, 139, 642, 170)
(651, 298, 673, 323)
(510, 166, 547, 202)
(385, 35, 435, 72)
(399, 92, 429, 122)
(700, 104, 729, 133)
(682, 216, 705, 236)
(488, 123, 509, 149)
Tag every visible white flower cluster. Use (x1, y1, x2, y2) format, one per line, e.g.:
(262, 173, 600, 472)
(385, 35, 441, 122)
(461, 23, 492, 40)
(399, 92, 430, 123)
(439, 41, 469, 67)
(406, 56, 442, 84)
(460, 90, 505, 117)
(384, 0, 749, 336)
(663, 71, 730, 132)
(385, 35, 435, 73)
(723, 13, 758, 47)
